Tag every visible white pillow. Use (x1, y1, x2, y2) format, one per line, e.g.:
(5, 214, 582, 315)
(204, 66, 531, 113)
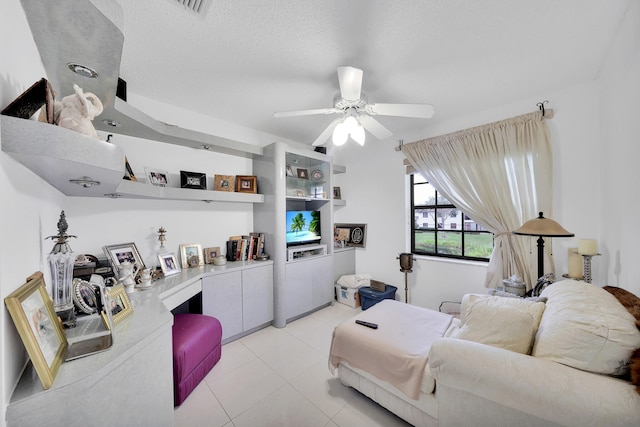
(532, 280, 640, 375)
(456, 295, 546, 354)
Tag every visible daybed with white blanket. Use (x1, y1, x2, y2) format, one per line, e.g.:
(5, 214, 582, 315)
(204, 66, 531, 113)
(329, 280, 640, 427)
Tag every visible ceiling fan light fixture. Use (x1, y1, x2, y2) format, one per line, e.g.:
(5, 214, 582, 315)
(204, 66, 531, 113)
(332, 121, 349, 146)
(352, 123, 365, 146)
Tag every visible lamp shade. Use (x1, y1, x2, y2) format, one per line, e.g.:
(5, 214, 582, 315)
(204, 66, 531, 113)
(512, 212, 574, 237)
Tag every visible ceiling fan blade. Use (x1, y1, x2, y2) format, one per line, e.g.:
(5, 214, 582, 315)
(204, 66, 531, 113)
(312, 118, 342, 146)
(274, 108, 338, 118)
(337, 66, 363, 101)
(358, 115, 393, 140)
(366, 103, 435, 118)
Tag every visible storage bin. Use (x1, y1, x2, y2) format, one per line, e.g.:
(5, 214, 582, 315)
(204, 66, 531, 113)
(358, 285, 397, 310)
(335, 284, 361, 308)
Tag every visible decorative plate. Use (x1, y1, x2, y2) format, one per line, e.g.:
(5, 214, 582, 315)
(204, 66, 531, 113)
(73, 278, 98, 314)
(311, 169, 323, 180)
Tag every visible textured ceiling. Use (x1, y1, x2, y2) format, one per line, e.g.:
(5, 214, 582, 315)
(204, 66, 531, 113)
(113, 0, 630, 146)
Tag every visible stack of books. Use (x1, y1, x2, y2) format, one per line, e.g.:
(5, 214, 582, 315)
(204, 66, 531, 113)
(226, 232, 266, 261)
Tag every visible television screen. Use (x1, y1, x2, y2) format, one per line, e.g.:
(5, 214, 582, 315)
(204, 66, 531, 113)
(286, 210, 321, 246)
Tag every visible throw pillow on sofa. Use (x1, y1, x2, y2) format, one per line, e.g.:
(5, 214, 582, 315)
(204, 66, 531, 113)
(456, 295, 546, 354)
(532, 280, 640, 376)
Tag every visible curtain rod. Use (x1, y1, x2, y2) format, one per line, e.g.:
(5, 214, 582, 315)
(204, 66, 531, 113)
(395, 104, 553, 151)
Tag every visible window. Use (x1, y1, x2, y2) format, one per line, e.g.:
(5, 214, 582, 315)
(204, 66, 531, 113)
(411, 174, 493, 261)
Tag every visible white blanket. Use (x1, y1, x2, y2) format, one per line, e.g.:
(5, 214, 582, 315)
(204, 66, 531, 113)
(329, 299, 453, 399)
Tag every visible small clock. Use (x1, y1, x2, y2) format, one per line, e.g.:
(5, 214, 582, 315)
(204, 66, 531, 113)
(310, 169, 323, 180)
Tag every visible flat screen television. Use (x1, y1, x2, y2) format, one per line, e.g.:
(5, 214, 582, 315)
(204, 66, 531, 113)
(286, 210, 321, 246)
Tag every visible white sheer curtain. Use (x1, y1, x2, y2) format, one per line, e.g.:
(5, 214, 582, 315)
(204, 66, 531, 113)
(401, 111, 553, 289)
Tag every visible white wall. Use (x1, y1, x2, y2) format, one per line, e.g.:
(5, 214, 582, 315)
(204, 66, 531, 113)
(330, 4, 640, 306)
(599, 0, 640, 291)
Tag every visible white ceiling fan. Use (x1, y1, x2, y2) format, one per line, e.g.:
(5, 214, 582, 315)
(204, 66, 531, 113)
(274, 66, 435, 146)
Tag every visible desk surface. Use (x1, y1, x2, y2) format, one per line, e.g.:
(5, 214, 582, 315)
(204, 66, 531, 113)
(7, 260, 273, 422)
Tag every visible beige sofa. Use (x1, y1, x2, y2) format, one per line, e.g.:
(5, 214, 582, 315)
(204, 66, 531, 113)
(332, 280, 640, 427)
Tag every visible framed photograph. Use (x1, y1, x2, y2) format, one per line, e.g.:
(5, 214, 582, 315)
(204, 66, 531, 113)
(295, 189, 305, 197)
(214, 174, 235, 192)
(72, 278, 98, 315)
(4, 271, 68, 389)
(285, 164, 294, 176)
(158, 252, 181, 276)
(333, 186, 342, 200)
(145, 167, 170, 187)
(335, 223, 367, 248)
(180, 243, 204, 268)
(124, 157, 137, 182)
(204, 246, 221, 264)
(180, 170, 206, 190)
(103, 242, 145, 280)
(236, 175, 257, 194)
(102, 284, 133, 328)
(297, 168, 309, 179)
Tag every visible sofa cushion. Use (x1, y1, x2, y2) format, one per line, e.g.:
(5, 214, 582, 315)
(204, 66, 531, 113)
(532, 280, 640, 376)
(456, 295, 546, 354)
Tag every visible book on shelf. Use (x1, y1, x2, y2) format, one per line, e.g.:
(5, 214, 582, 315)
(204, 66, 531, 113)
(226, 232, 265, 261)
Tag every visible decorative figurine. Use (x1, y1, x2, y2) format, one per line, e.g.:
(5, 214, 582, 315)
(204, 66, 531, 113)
(55, 84, 103, 139)
(46, 211, 77, 328)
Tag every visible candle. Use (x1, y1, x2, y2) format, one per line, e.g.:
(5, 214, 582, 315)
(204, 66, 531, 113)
(578, 239, 598, 255)
(568, 247, 583, 278)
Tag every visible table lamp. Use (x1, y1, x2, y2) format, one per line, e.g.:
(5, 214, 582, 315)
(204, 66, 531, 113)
(512, 212, 574, 279)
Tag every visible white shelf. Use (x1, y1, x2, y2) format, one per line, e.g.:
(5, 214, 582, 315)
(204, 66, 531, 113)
(333, 199, 346, 207)
(114, 180, 264, 203)
(1, 115, 263, 204)
(1, 115, 126, 197)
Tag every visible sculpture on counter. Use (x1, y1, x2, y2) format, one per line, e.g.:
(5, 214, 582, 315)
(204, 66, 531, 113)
(54, 84, 103, 139)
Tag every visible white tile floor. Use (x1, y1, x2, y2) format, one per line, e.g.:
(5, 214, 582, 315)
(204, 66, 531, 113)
(174, 302, 413, 427)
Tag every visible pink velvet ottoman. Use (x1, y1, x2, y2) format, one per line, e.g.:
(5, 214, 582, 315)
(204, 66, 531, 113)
(172, 314, 222, 406)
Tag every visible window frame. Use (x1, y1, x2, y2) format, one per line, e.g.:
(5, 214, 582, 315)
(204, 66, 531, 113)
(410, 174, 492, 262)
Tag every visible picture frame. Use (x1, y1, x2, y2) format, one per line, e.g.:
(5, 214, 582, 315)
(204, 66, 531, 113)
(124, 156, 137, 182)
(180, 170, 206, 190)
(72, 278, 98, 315)
(214, 174, 235, 192)
(236, 175, 257, 194)
(204, 246, 221, 264)
(297, 168, 309, 179)
(145, 167, 170, 187)
(334, 223, 367, 248)
(295, 189, 305, 197)
(103, 242, 145, 280)
(180, 243, 204, 268)
(158, 252, 181, 276)
(285, 164, 294, 176)
(4, 271, 68, 389)
(102, 284, 133, 328)
(333, 186, 342, 200)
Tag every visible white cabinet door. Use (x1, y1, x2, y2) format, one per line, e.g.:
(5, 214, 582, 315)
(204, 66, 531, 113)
(310, 255, 333, 308)
(242, 264, 274, 331)
(285, 255, 333, 320)
(202, 271, 243, 340)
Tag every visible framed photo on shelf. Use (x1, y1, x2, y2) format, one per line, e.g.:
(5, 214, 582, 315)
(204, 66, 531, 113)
(297, 168, 309, 179)
(204, 247, 221, 264)
(334, 223, 367, 248)
(333, 186, 341, 200)
(180, 243, 204, 268)
(180, 170, 206, 190)
(4, 272, 68, 390)
(103, 242, 145, 279)
(158, 252, 181, 276)
(145, 167, 170, 187)
(285, 164, 294, 176)
(214, 174, 235, 192)
(236, 175, 257, 194)
(102, 284, 133, 328)
(124, 157, 137, 182)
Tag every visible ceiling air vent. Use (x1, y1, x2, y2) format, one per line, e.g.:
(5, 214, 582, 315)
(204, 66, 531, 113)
(171, 0, 212, 16)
